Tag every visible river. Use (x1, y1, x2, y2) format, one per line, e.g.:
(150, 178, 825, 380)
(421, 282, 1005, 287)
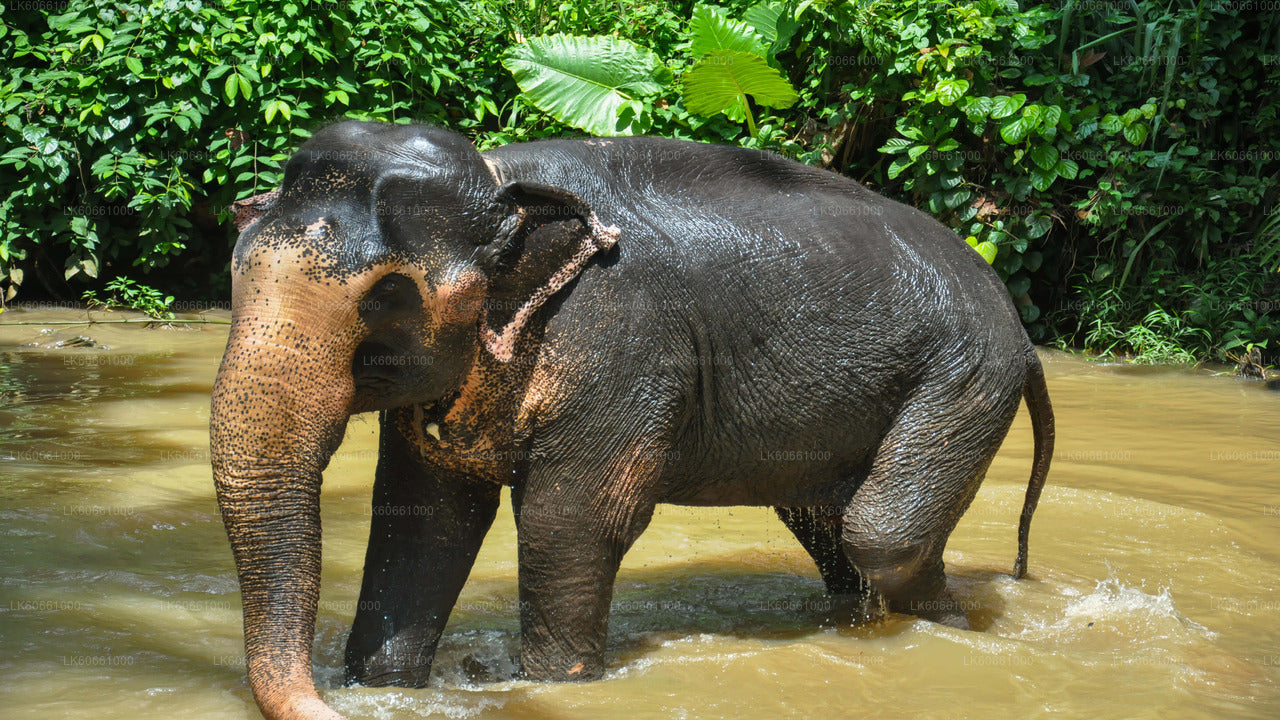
(1, 307, 1277, 719)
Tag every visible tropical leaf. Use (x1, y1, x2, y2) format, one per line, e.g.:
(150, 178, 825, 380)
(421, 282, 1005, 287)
(742, 0, 798, 55)
(682, 49, 798, 122)
(742, 1, 781, 44)
(1000, 114, 1034, 144)
(975, 240, 999, 264)
(689, 4, 767, 58)
(934, 78, 969, 106)
(1030, 143, 1059, 170)
(503, 34, 672, 136)
(1259, 203, 1280, 273)
(990, 93, 1026, 119)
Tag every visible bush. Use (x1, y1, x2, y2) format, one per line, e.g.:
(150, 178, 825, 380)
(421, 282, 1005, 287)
(0, 0, 513, 300)
(784, 0, 1280, 361)
(1, 0, 1276, 364)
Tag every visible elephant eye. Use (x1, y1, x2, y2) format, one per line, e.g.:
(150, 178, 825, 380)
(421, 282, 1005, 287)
(359, 273, 419, 327)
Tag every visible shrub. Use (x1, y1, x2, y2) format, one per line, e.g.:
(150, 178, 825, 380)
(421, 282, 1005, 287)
(1, 0, 1276, 364)
(0, 0, 508, 300)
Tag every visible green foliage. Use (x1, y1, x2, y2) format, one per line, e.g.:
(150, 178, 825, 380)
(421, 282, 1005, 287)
(1, 0, 508, 301)
(1081, 301, 1207, 366)
(502, 34, 671, 136)
(82, 275, 174, 319)
(1, 0, 1275, 364)
(791, 0, 1279, 360)
(681, 4, 799, 137)
(501, 3, 798, 140)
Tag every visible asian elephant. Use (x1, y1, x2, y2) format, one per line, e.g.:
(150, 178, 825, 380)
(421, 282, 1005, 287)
(210, 120, 1054, 720)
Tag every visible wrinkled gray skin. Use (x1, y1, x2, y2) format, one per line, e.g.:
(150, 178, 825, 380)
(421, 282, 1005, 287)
(210, 121, 1053, 720)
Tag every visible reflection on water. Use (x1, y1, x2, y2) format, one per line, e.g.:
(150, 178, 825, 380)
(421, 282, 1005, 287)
(1, 308, 1278, 719)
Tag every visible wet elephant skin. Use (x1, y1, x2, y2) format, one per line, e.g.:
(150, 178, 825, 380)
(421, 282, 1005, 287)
(209, 121, 1053, 720)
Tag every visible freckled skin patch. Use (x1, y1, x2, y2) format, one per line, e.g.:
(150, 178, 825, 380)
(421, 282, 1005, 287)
(210, 120, 1054, 720)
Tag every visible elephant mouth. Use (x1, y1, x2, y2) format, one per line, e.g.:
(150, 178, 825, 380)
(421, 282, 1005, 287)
(351, 342, 398, 396)
(350, 339, 464, 416)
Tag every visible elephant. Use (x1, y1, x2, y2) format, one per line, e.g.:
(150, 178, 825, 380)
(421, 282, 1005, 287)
(210, 120, 1054, 720)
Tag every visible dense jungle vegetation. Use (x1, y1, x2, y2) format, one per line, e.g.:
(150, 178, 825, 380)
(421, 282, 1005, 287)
(2, 0, 1278, 365)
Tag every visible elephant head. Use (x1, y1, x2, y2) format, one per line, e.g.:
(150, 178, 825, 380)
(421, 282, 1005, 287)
(209, 121, 616, 720)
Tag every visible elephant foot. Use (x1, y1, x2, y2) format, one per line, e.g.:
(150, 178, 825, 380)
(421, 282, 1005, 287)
(818, 592, 878, 627)
(344, 648, 435, 688)
(344, 667, 433, 688)
(853, 553, 972, 630)
(897, 591, 972, 630)
(520, 649, 605, 682)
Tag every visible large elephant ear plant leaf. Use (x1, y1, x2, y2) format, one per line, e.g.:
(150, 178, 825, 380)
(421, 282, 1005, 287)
(688, 3, 769, 58)
(681, 4, 799, 137)
(502, 34, 673, 136)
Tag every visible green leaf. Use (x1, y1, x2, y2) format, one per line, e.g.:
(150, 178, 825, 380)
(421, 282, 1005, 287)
(690, 4, 767, 58)
(1000, 115, 1033, 144)
(1123, 122, 1148, 145)
(502, 34, 671, 136)
(1055, 158, 1080, 179)
(879, 137, 913, 154)
(934, 78, 969, 106)
(238, 74, 252, 101)
(1030, 144, 1059, 170)
(887, 156, 913, 180)
(942, 188, 971, 209)
(224, 73, 238, 103)
(743, 1, 780, 44)
(1030, 165, 1056, 191)
(990, 94, 1026, 119)
(1007, 275, 1031, 297)
(1025, 215, 1052, 239)
(1042, 105, 1062, 128)
(974, 241, 998, 264)
(682, 49, 798, 117)
(125, 55, 144, 77)
(1023, 250, 1044, 272)
(962, 96, 993, 124)
(1100, 113, 1122, 133)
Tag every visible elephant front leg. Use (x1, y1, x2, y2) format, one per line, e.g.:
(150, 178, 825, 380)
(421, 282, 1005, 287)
(344, 416, 500, 688)
(513, 458, 660, 681)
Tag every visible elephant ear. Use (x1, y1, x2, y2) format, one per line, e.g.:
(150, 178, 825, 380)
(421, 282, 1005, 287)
(230, 188, 281, 231)
(479, 181, 619, 363)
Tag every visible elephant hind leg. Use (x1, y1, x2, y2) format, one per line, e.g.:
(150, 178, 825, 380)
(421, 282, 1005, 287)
(840, 379, 1022, 630)
(775, 506, 868, 597)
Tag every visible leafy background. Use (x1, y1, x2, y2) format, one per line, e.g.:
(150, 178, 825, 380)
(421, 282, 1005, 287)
(1, 0, 1277, 364)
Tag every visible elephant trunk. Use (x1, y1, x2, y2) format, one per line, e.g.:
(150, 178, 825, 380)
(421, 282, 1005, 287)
(211, 262, 362, 720)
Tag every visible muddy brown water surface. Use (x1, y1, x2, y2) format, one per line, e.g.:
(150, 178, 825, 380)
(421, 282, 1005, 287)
(1, 308, 1278, 719)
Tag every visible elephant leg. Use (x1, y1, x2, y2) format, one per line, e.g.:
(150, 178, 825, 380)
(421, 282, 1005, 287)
(775, 506, 869, 597)
(840, 383, 1021, 630)
(344, 412, 501, 687)
(513, 439, 666, 681)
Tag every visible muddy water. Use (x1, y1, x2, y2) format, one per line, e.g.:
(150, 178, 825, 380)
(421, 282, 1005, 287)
(1, 307, 1278, 720)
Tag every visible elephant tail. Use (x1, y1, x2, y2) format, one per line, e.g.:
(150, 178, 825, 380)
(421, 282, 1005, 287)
(1014, 347, 1055, 579)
